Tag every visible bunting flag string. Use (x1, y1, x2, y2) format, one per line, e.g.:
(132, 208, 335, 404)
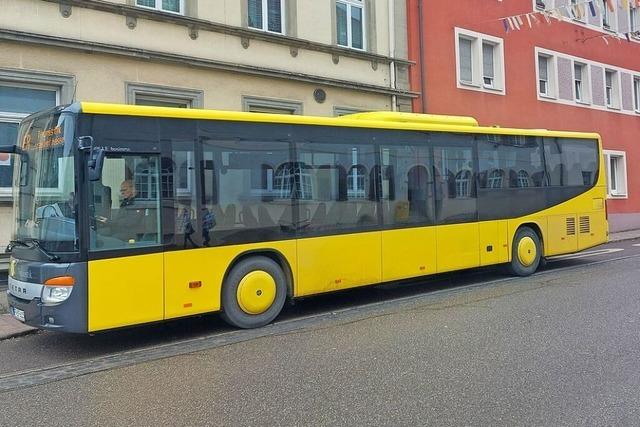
(494, 0, 640, 44)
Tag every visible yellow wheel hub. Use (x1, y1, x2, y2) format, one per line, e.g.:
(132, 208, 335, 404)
(236, 270, 277, 315)
(517, 236, 537, 267)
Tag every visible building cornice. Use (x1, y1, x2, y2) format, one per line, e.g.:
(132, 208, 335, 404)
(0, 29, 418, 98)
(41, 0, 414, 68)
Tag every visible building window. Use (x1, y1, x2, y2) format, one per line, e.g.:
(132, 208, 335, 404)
(605, 69, 619, 109)
(248, 0, 285, 34)
(126, 83, 204, 108)
(602, 0, 617, 31)
(573, 62, 589, 103)
(630, 5, 640, 36)
(537, 54, 555, 97)
(455, 29, 505, 95)
(334, 106, 367, 116)
(336, 0, 365, 50)
(242, 96, 302, 114)
(535, 0, 548, 11)
(136, 0, 183, 14)
(458, 37, 474, 84)
(0, 70, 73, 201)
(603, 150, 628, 198)
(482, 42, 496, 88)
(633, 77, 640, 112)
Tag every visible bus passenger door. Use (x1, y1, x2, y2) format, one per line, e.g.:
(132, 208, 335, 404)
(432, 139, 480, 273)
(87, 150, 165, 332)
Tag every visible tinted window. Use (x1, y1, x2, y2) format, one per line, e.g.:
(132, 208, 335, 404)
(297, 141, 378, 233)
(544, 138, 599, 186)
(380, 144, 434, 226)
(201, 137, 293, 245)
(431, 133, 477, 223)
(478, 135, 545, 189)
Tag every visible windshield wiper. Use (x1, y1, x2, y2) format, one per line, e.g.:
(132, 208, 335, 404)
(7, 238, 60, 261)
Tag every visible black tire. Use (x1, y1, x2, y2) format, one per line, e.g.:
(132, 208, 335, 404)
(507, 227, 542, 277)
(220, 256, 287, 329)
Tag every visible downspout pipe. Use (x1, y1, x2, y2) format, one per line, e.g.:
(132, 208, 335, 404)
(418, 0, 427, 113)
(389, 0, 397, 111)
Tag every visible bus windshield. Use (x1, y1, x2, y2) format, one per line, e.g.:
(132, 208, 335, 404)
(13, 111, 78, 254)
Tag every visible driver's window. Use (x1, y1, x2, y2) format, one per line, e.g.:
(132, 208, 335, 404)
(90, 154, 162, 251)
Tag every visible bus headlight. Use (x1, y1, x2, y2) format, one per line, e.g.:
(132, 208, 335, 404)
(42, 286, 73, 304)
(41, 276, 75, 304)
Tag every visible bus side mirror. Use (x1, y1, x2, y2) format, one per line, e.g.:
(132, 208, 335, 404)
(88, 149, 105, 182)
(78, 136, 105, 182)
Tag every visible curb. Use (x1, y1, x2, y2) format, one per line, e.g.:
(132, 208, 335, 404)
(0, 314, 37, 341)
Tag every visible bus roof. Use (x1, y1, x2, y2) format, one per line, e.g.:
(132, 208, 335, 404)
(78, 102, 601, 140)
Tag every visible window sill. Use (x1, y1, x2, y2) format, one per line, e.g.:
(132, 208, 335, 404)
(607, 194, 628, 199)
(459, 81, 481, 88)
(539, 93, 557, 100)
(606, 104, 621, 111)
(575, 100, 591, 106)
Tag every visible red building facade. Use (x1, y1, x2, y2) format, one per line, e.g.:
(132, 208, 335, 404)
(407, 0, 640, 232)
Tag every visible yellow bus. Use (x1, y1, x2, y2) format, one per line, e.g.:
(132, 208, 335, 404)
(4, 103, 607, 332)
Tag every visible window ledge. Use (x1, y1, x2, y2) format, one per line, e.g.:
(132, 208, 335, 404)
(575, 100, 591, 105)
(606, 105, 621, 111)
(40, 0, 411, 66)
(459, 81, 481, 88)
(539, 93, 557, 100)
(608, 194, 628, 199)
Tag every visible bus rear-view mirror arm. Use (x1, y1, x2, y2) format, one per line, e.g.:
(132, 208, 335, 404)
(78, 136, 105, 181)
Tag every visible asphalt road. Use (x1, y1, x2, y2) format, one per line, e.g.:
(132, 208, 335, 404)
(1, 239, 640, 425)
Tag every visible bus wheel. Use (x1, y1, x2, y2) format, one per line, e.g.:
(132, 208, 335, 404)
(221, 256, 287, 329)
(508, 227, 542, 276)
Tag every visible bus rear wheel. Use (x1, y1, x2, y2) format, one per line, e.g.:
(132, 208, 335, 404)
(508, 227, 541, 277)
(221, 256, 287, 329)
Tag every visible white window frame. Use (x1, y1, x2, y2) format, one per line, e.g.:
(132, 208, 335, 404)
(573, 61, 591, 104)
(604, 69, 620, 110)
(570, 0, 586, 22)
(455, 28, 505, 95)
(126, 83, 204, 108)
(248, 0, 286, 35)
(603, 150, 628, 198)
(630, 5, 640, 35)
(336, 0, 366, 51)
(601, 0, 618, 32)
(135, 0, 184, 15)
(536, 53, 557, 99)
(633, 76, 640, 113)
(242, 96, 303, 114)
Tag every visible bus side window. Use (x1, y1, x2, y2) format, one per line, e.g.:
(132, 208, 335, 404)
(380, 145, 433, 226)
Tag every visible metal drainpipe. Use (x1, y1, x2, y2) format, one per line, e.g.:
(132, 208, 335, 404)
(418, 0, 427, 113)
(388, 0, 397, 111)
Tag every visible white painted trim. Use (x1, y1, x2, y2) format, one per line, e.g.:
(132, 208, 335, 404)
(603, 149, 628, 199)
(454, 27, 506, 96)
(136, 0, 185, 15)
(336, 0, 366, 51)
(535, 46, 640, 116)
(248, 0, 287, 35)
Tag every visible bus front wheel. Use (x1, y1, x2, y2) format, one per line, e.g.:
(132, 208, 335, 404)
(508, 227, 542, 276)
(221, 256, 287, 329)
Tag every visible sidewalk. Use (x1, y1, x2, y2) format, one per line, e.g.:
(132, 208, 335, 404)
(0, 314, 36, 340)
(609, 229, 640, 242)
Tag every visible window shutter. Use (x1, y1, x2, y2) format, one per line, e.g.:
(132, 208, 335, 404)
(459, 38, 473, 82)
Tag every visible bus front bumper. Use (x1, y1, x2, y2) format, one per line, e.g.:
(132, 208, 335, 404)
(6, 290, 87, 333)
